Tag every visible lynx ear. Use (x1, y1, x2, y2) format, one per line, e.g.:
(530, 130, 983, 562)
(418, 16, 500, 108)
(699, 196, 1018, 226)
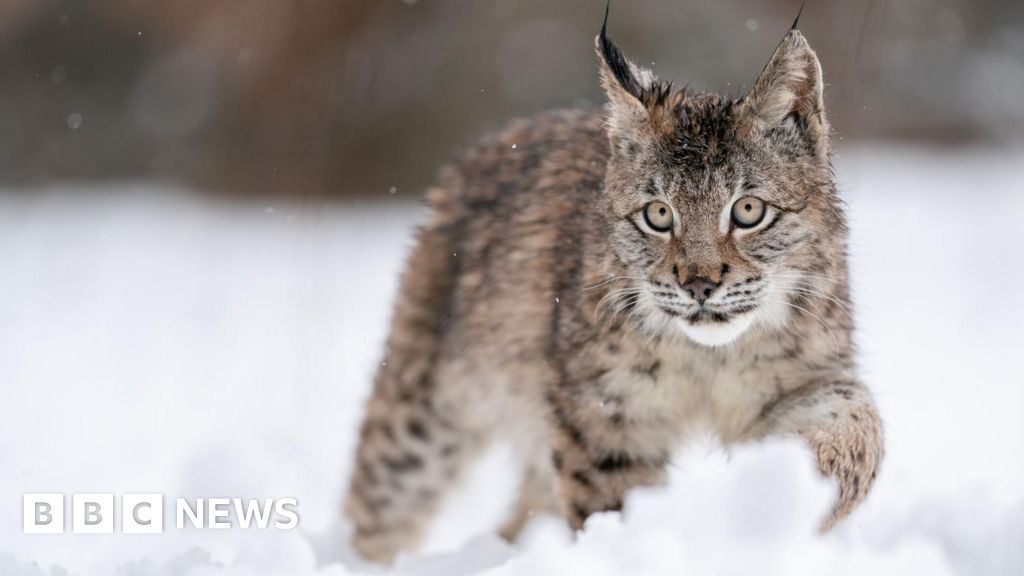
(594, 5, 664, 138)
(744, 28, 826, 136)
(595, 13, 655, 111)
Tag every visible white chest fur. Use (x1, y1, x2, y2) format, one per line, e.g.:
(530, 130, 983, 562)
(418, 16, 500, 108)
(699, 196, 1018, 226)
(614, 343, 778, 443)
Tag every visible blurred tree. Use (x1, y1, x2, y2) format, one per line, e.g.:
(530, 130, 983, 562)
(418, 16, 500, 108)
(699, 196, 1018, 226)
(0, 0, 1021, 197)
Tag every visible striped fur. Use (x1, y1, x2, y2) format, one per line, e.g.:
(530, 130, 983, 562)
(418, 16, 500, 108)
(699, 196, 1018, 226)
(344, 24, 882, 564)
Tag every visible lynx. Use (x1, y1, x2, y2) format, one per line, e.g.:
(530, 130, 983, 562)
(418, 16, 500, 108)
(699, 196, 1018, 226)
(344, 9, 883, 563)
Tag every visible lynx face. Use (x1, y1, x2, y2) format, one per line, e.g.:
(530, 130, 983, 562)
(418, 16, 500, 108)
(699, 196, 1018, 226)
(597, 23, 835, 347)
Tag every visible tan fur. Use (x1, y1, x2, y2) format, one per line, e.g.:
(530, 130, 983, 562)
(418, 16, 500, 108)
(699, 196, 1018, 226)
(344, 24, 883, 564)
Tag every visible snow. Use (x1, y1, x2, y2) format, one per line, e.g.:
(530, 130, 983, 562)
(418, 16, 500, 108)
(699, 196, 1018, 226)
(2, 144, 1023, 575)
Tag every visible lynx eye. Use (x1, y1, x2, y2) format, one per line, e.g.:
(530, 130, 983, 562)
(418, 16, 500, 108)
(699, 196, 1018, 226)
(643, 201, 674, 232)
(731, 196, 766, 229)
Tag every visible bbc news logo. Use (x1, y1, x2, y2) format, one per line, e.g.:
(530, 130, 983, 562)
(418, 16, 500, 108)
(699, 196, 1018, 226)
(23, 494, 299, 534)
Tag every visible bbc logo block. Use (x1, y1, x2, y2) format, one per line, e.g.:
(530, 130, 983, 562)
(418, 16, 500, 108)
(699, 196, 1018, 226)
(23, 494, 64, 534)
(23, 493, 163, 534)
(72, 493, 114, 534)
(122, 494, 163, 534)
(23, 493, 297, 533)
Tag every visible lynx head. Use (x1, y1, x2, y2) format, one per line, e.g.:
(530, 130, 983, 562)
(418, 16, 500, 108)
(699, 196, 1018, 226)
(596, 13, 844, 347)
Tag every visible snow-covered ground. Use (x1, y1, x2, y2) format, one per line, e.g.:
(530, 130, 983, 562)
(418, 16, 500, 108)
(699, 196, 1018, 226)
(2, 145, 1023, 575)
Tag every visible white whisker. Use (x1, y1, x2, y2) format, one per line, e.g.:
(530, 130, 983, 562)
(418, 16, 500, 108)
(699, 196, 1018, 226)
(763, 296, 840, 351)
(594, 284, 643, 324)
(581, 275, 647, 292)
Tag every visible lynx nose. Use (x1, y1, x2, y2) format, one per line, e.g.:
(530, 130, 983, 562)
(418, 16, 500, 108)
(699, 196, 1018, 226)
(682, 276, 719, 306)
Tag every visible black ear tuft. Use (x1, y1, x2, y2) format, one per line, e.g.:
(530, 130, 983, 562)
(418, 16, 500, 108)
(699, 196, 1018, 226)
(601, 0, 610, 36)
(790, 1, 805, 31)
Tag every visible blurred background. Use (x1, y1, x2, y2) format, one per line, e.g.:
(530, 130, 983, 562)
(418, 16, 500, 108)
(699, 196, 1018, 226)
(2, 0, 1023, 198)
(4, 2, 1024, 575)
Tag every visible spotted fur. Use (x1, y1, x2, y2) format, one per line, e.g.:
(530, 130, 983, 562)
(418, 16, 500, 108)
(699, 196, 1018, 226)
(344, 19, 883, 564)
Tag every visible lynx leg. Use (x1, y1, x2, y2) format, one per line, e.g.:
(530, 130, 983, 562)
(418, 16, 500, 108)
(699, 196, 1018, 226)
(498, 463, 559, 542)
(344, 198, 477, 564)
(345, 390, 484, 564)
(546, 393, 671, 531)
(553, 443, 668, 530)
(747, 377, 884, 530)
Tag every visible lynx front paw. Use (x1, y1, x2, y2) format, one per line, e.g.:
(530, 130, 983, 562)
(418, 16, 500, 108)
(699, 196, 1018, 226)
(804, 409, 882, 531)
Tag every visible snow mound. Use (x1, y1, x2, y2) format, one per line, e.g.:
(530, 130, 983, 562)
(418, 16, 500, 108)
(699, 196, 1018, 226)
(3, 145, 1024, 575)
